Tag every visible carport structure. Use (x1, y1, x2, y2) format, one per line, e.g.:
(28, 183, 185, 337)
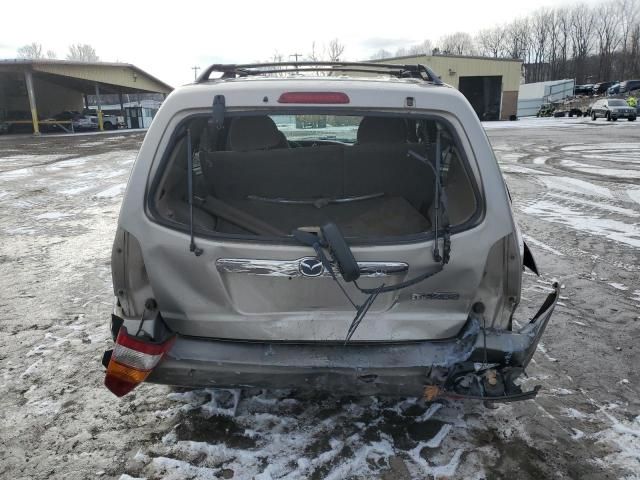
(0, 60, 172, 134)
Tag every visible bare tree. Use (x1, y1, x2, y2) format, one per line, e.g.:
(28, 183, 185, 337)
(369, 48, 393, 60)
(306, 41, 324, 62)
(631, 22, 640, 77)
(327, 38, 345, 61)
(270, 0, 640, 83)
(528, 9, 553, 82)
(476, 27, 507, 57)
(407, 40, 434, 56)
(596, 2, 623, 80)
(46, 50, 57, 59)
(67, 43, 99, 62)
(395, 47, 408, 57)
(617, 0, 640, 78)
(17, 42, 44, 59)
(569, 5, 596, 83)
(438, 32, 477, 55)
(506, 18, 531, 60)
(546, 8, 571, 79)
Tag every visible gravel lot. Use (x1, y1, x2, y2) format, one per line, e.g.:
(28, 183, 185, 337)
(1, 118, 639, 480)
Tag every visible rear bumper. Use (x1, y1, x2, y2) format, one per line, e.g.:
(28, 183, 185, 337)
(137, 284, 559, 397)
(611, 112, 636, 119)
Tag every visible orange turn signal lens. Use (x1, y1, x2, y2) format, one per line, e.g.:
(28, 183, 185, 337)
(104, 327, 175, 397)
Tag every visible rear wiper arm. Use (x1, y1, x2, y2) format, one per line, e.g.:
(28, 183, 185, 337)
(292, 221, 447, 344)
(407, 126, 450, 264)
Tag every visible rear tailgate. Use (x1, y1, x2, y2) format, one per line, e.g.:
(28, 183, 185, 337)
(140, 226, 492, 342)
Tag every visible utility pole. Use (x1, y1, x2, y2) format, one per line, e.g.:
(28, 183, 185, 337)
(289, 53, 302, 63)
(192, 66, 200, 81)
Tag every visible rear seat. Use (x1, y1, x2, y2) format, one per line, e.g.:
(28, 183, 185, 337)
(344, 143, 433, 212)
(202, 145, 345, 200)
(200, 116, 435, 211)
(345, 117, 434, 212)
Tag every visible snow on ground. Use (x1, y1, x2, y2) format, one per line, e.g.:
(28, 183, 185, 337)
(540, 176, 613, 198)
(521, 200, 640, 248)
(522, 234, 564, 256)
(482, 116, 640, 130)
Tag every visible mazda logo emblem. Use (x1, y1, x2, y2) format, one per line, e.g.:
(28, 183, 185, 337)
(299, 257, 323, 277)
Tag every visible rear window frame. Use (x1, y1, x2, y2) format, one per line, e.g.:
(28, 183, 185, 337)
(146, 107, 486, 246)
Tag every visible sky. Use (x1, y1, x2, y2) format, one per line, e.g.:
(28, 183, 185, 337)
(1, 0, 604, 88)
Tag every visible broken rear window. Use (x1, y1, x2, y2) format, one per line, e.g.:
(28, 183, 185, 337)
(150, 112, 481, 242)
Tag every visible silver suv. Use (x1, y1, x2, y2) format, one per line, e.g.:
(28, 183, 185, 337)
(103, 62, 558, 402)
(590, 98, 637, 121)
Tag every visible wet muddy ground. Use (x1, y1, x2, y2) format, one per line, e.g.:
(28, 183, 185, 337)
(1, 118, 639, 479)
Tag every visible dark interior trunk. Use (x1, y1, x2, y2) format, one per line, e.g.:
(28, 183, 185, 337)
(153, 116, 478, 240)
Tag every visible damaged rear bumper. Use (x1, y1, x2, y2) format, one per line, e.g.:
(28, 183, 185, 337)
(140, 284, 559, 399)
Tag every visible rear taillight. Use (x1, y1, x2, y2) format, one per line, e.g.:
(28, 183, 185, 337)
(104, 327, 175, 397)
(277, 92, 350, 104)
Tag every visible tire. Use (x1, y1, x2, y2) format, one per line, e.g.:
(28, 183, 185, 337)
(103, 122, 113, 130)
(606, 113, 611, 121)
(612, 117, 618, 122)
(629, 117, 636, 121)
(592, 112, 597, 121)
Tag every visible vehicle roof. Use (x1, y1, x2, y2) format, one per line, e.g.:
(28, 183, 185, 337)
(189, 74, 447, 88)
(166, 75, 463, 109)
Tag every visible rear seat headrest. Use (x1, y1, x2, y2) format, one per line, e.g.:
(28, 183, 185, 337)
(227, 116, 282, 151)
(357, 117, 407, 144)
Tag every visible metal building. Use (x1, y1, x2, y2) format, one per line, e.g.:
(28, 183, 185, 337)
(0, 60, 172, 134)
(374, 54, 523, 120)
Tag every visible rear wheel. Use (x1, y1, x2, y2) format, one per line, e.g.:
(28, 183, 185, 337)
(592, 112, 597, 121)
(630, 117, 637, 122)
(103, 121, 113, 130)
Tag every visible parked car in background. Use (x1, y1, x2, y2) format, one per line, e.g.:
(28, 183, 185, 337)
(43, 111, 94, 132)
(103, 61, 559, 404)
(590, 98, 637, 121)
(0, 120, 9, 134)
(592, 81, 616, 95)
(619, 80, 640, 94)
(84, 110, 119, 130)
(574, 84, 594, 96)
(66, 111, 97, 131)
(607, 83, 621, 95)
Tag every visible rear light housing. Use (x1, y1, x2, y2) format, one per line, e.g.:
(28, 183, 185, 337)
(104, 327, 175, 397)
(277, 92, 350, 104)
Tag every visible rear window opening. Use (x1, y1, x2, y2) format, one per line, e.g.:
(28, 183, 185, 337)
(150, 112, 480, 242)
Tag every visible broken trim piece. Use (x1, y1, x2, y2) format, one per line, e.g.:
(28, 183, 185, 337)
(440, 385, 542, 403)
(523, 240, 539, 275)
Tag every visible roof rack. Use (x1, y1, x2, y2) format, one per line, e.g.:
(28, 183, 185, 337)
(195, 61, 443, 85)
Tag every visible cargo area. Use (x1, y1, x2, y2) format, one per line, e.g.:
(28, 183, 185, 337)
(152, 114, 478, 240)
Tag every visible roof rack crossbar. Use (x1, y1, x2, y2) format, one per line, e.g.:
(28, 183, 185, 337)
(195, 62, 443, 85)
